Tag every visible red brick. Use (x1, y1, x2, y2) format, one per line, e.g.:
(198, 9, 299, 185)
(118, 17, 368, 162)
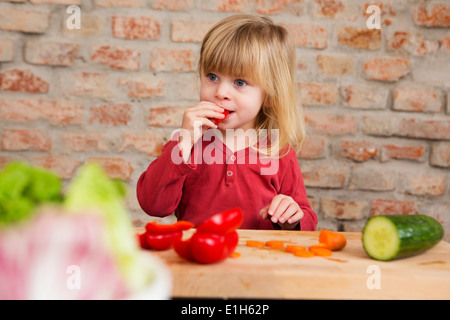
(152, 0, 195, 11)
(62, 13, 104, 36)
(297, 82, 338, 106)
(413, 3, 450, 27)
(312, 0, 358, 21)
(430, 142, 450, 168)
(0, 7, 49, 33)
(301, 163, 348, 188)
(112, 16, 160, 40)
(30, 0, 82, 5)
(381, 143, 426, 162)
(174, 73, 199, 101)
(338, 140, 378, 162)
(171, 20, 217, 43)
(118, 75, 165, 98)
(305, 111, 357, 136)
(441, 38, 450, 52)
(0, 37, 14, 62)
(316, 54, 355, 76)
(24, 40, 79, 66)
(349, 168, 396, 191)
(363, 2, 397, 27)
(120, 131, 172, 156)
(32, 156, 80, 179)
(362, 115, 392, 136)
(0, 69, 49, 93)
(148, 106, 186, 127)
(284, 23, 328, 49)
(89, 103, 132, 126)
(393, 86, 442, 113)
(96, 0, 144, 7)
(370, 199, 418, 216)
(401, 172, 446, 196)
(337, 26, 381, 50)
(150, 48, 197, 72)
(65, 72, 110, 99)
(387, 31, 439, 56)
(91, 45, 140, 70)
(297, 135, 326, 159)
(202, 0, 252, 12)
(341, 85, 388, 109)
(63, 133, 109, 152)
(321, 197, 368, 220)
(256, 0, 305, 16)
(364, 57, 411, 81)
(394, 118, 450, 140)
(89, 158, 133, 180)
(0, 98, 83, 125)
(1, 129, 51, 151)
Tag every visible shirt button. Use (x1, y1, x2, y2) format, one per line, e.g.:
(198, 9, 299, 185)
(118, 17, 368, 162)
(227, 170, 233, 176)
(230, 155, 236, 161)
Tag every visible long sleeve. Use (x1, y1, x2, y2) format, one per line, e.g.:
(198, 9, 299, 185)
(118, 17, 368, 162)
(136, 139, 196, 217)
(278, 149, 318, 231)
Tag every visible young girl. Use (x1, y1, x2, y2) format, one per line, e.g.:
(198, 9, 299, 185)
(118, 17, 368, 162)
(137, 15, 317, 230)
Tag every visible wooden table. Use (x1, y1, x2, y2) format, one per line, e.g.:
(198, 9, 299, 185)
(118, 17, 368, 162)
(140, 229, 450, 300)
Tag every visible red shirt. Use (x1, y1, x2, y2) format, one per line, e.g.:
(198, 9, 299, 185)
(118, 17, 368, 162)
(136, 131, 317, 230)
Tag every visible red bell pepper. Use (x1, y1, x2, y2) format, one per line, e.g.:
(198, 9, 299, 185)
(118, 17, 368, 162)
(138, 220, 194, 251)
(214, 109, 230, 125)
(174, 207, 243, 264)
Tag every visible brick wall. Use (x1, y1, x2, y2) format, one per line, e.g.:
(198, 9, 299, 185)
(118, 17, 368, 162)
(0, 0, 449, 239)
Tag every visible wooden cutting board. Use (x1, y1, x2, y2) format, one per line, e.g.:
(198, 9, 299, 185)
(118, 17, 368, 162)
(141, 229, 450, 300)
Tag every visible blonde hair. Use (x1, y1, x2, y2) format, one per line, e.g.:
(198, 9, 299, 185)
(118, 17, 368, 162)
(199, 14, 305, 158)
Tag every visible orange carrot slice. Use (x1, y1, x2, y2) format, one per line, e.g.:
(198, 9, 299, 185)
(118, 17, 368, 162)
(319, 230, 347, 251)
(294, 250, 315, 258)
(230, 251, 241, 258)
(308, 243, 328, 251)
(246, 240, 265, 248)
(285, 245, 306, 253)
(309, 247, 332, 257)
(265, 240, 285, 249)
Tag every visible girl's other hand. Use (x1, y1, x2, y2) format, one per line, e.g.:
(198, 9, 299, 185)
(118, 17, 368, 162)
(259, 194, 303, 230)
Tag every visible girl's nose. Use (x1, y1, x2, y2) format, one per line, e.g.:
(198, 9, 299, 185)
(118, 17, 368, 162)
(215, 82, 231, 100)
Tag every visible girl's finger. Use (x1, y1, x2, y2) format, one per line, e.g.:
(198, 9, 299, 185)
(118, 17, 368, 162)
(267, 195, 283, 219)
(270, 197, 291, 223)
(259, 205, 270, 220)
(287, 209, 304, 224)
(194, 117, 218, 130)
(278, 203, 301, 224)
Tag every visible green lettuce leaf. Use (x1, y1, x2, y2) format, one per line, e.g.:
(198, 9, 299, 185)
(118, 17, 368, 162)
(0, 162, 62, 225)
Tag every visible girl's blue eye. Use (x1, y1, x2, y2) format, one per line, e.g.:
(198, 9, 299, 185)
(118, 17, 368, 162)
(208, 73, 218, 81)
(235, 79, 247, 87)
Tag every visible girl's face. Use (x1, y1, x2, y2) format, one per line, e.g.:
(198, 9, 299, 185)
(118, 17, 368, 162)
(200, 71, 265, 132)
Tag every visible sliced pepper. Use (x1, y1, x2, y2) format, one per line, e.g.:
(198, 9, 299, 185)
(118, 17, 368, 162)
(196, 207, 243, 234)
(139, 220, 194, 251)
(174, 207, 243, 264)
(214, 109, 230, 125)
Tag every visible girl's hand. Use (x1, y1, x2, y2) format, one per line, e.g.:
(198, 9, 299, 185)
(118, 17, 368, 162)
(259, 194, 304, 230)
(179, 102, 225, 162)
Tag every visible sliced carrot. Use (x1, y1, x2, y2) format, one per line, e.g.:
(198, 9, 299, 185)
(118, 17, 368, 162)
(308, 243, 328, 251)
(230, 251, 241, 258)
(265, 240, 285, 249)
(246, 240, 265, 248)
(285, 245, 306, 253)
(309, 247, 332, 257)
(294, 250, 315, 258)
(319, 230, 347, 251)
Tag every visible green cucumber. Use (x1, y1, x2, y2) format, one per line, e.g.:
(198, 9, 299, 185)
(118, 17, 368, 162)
(362, 215, 444, 261)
